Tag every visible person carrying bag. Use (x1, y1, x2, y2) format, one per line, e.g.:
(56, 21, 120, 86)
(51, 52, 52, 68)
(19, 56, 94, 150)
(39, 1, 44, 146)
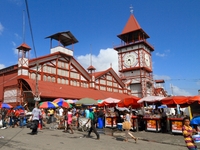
(122, 111, 138, 143)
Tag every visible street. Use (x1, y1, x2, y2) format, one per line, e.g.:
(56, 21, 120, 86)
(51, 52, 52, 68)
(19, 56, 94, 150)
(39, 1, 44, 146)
(0, 127, 188, 150)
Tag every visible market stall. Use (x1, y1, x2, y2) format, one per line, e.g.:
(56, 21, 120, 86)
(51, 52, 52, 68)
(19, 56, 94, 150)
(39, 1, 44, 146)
(168, 117, 183, 134)
(161, 96, 190, 134)
(98, 97, 121, 128)
(105, 111, 117, 128)
(137, 96, 165, 132)
(143, 114, 161, 132)
(131, 115, 138, 131)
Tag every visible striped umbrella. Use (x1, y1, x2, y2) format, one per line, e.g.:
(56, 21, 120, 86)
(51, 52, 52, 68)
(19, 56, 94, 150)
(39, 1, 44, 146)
(53, 98, 65, 103)
(56, 101, 71, 108)
(39, 101, 58, 109)
(0, 103, 13, 109)
(65, 99, 74, 104)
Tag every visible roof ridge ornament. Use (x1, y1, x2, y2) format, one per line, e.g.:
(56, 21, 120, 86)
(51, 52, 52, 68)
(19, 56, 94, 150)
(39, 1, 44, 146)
(130, 4, 133, 14)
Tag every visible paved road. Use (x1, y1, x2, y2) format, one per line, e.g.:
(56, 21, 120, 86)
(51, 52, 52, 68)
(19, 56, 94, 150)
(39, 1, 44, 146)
(0, 127, 190, 150)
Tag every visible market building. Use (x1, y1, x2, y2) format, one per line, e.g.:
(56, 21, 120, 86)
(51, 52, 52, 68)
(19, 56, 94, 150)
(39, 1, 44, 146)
(0, 13, 167, 107)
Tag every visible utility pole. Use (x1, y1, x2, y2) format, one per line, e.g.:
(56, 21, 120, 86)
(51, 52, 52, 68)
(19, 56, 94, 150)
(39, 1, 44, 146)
(34, 61, 40, 102)
(170, 83, 174, 96)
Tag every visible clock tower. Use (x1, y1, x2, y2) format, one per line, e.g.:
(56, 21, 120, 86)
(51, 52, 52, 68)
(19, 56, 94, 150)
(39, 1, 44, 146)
(114, 13, 154, 98)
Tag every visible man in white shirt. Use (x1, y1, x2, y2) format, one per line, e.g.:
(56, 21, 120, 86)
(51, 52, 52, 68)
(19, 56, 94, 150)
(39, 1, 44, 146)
(31, 102, 41, 135)
(59, 107, 63, 117)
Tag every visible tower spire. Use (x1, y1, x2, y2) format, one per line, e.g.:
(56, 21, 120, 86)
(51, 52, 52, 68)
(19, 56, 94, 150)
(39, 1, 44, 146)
(130, 4, 133, 14)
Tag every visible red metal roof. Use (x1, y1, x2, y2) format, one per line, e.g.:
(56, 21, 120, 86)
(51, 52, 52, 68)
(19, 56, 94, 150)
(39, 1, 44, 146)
(154, 88, 167, 97)
(17, 43, 31, 51)
(121, 14, 141, 34)
(87, 65, 96, 71)
(23, 79, 131, 100)
(155, 80, 165, 83)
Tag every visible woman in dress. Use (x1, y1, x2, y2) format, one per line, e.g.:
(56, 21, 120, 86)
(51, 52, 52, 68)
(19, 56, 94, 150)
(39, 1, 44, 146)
(67, 108, 74, 134)
(124, 111, 137, 143)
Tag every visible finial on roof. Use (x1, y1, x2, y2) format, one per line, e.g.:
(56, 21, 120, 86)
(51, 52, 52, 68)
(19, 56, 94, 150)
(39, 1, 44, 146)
(90, 44, 92, 66)
(110, 63, 112, 68)
(130, 4, 133, 14)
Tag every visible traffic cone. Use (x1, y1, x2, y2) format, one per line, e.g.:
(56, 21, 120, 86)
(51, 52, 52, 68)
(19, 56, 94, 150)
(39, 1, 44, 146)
(38, 120, 42, 130)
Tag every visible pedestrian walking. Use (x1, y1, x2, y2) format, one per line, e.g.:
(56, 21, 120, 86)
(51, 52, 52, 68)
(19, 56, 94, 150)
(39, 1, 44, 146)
(182, 116, 198, 150)
(31, 102, 41, 135)
(66, 108, 74, 134)
(123, 111, 137, 143)
(85, 108, 100, 140)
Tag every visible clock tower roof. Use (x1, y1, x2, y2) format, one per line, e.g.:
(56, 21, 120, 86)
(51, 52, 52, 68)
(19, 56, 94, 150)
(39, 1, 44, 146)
(121, 14, 141, 34)
(117, 14, 150, 42)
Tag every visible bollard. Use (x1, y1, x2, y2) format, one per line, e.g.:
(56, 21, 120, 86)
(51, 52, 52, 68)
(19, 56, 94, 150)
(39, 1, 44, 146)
(38, 120, 42, 130)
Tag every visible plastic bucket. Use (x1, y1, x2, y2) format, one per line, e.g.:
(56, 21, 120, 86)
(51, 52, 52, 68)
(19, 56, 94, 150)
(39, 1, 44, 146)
(117, 123, 122, 130)
(97, 118, 103, 129)
(192, 134, 200, 143)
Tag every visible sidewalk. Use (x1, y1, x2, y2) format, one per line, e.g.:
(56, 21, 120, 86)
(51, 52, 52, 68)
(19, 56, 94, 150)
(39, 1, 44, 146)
(104, 128, 187, 147)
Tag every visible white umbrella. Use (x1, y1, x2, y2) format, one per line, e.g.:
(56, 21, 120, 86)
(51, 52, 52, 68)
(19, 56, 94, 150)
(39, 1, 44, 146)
(137, 96, 165, 104)
(102, 97, 121, 104)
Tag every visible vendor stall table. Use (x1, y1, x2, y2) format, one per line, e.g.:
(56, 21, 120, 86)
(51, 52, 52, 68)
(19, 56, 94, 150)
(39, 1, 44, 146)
(105, 116, 117, 128)
(143, 117, 161, 132)
(168, 117, 183, 134)
(131, 116, 138, 131)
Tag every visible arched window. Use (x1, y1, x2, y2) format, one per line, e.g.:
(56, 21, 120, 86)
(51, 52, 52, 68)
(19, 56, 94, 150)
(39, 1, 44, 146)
(43, 75, 47, 81)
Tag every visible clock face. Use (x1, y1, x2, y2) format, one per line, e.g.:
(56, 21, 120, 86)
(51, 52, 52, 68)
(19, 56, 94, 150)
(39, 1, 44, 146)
(144, 53, 150, 67)
(123, 53, 137, 67)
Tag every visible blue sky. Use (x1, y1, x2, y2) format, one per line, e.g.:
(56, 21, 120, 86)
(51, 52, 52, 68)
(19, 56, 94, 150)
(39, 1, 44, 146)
(0, 0, 200, 96)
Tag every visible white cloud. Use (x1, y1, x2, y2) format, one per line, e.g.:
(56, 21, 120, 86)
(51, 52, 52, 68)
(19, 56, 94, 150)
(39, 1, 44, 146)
(165, 49, 170, 53)
(171, 85, 191, 96)
(153, 74, 171, 80)
(197, 80, 200, 86)
(8, 0, 23, 6)
(0, 64, 6, 69)
(155, 52, 166, 57)
(11, 41, 18, 55)
(76, 48, 118, 73)
(0, 22, 4, 35)
(155, 49, 170, 57)
(14, 33, 21, 40)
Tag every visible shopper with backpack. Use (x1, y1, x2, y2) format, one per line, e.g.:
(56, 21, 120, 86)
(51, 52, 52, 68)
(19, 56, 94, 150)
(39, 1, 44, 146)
(84, 108, 100, 140)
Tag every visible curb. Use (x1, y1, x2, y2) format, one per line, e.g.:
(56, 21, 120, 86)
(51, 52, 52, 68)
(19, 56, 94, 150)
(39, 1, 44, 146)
(137, 137, 186, 147)
(112, 131, 186, 147)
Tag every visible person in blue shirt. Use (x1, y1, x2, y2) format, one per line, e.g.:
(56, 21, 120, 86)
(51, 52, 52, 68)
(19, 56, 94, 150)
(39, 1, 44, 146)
(85, 107, 90, 118)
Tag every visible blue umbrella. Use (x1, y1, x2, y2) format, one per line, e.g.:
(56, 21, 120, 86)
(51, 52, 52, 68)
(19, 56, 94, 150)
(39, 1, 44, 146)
(158, 105, 167, 109)
(0, 103, 13, 109)
(190, 116, 200, 125)
(14, 105, 24, 110)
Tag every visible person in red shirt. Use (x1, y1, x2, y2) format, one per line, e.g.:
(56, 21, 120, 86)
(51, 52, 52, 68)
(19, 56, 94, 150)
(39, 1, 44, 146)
(13, 109, 20, 127)
(19, 108, 25, 127)
(7, 108, 14, 127)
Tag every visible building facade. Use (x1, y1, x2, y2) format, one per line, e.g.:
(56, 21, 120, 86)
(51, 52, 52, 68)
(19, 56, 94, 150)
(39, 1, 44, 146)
(0, 13, 167, 107)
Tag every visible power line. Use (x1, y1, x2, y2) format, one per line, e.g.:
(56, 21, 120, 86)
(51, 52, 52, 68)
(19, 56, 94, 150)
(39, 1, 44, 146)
(25, 0, 37, 58)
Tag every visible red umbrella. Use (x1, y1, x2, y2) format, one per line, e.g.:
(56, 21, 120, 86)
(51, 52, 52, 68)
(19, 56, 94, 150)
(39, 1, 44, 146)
(161, 96, 189, 107)
(118, 96, 140, 108)
(188, 95, 200, 104)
